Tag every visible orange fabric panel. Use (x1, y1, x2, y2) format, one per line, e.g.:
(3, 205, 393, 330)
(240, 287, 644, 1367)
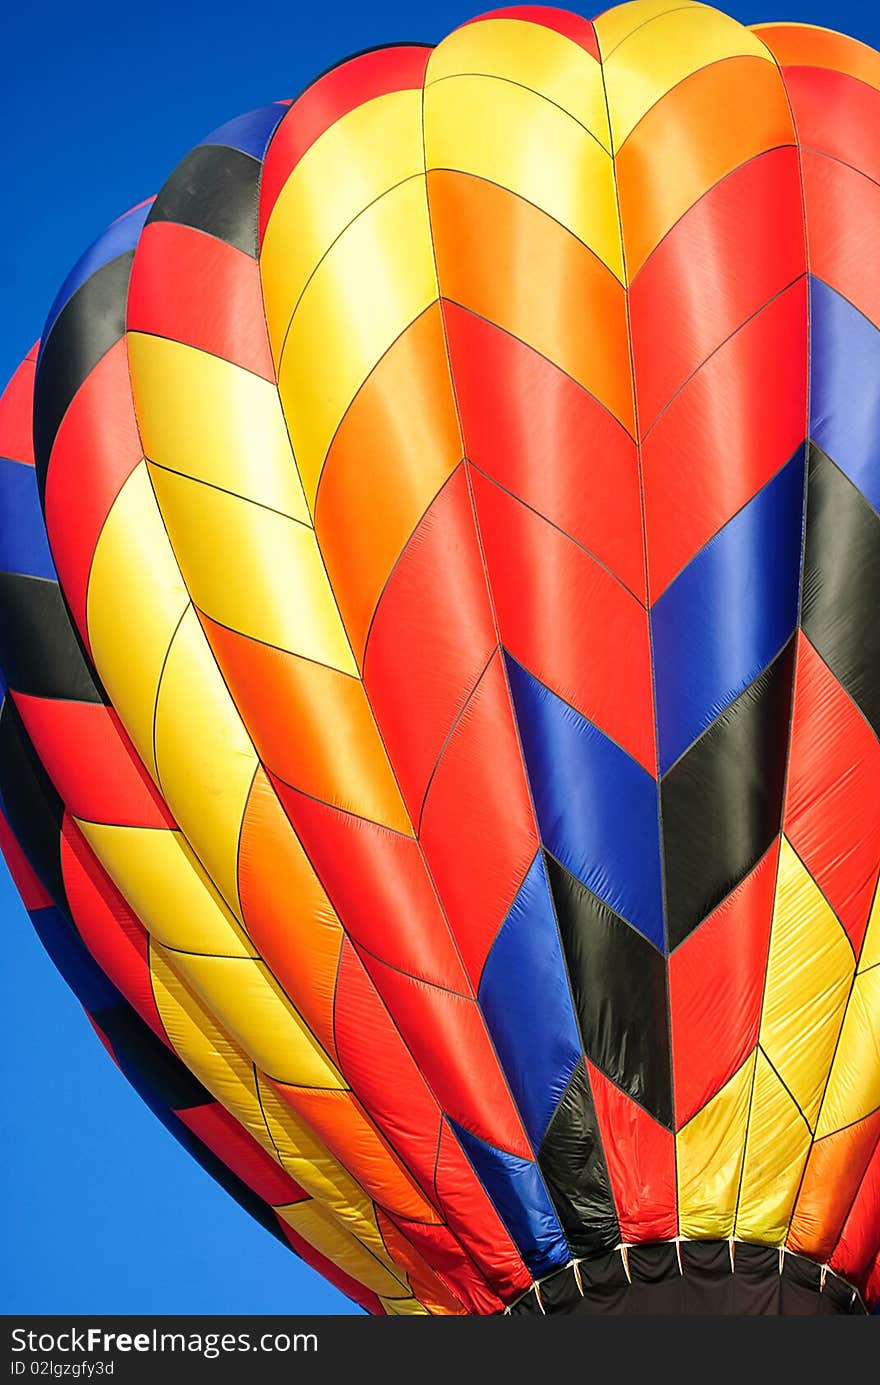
(427, 168, 633, 433)
(789, 1108, 880, 1263)
(202, 614, 409, 834)
(617, 55, 794, 275)
(756, 23, 880, 87)
(268, 1081, 436, 1223)
(316, 303, 462, 661)
(237, 767, 342, 1063)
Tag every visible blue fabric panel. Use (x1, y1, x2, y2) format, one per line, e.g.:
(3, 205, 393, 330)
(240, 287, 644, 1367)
(652, 451, 805, 774)
(0, 457, 56, 579)
(40, 200, 153, 353)
(448, 1117, 570, 1278)
(199, 103, 289, 162)
(478, 852, 580, 1149)
(28, 904, 120, 1015)
(810, 276, 880, 514)
(506, 656, 664, 949)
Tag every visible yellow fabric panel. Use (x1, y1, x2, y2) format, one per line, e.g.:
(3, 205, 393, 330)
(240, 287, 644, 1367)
(677, 1052, 755, 1238)
(379, 1295, 430, 1316)
(816, 967, 880, 1137)
(594, 0, 703, 55)
(423, 75, 621, 280)
(127, 333, 309, 523)
(76, 820, 256, 959)
(260, 91, 426, 362)
(600, 5, 772, 149)
(171, 949, 344, 1090)
(735, 1050, 812, 1243)
(257, 1079, 397, 1261)
(147, 463, 356, 671)
(427, 17, 610, 150)
(275, 1200, 411, 1299)
(85, 460, 188, 778)
(858, 881, 879, 972)
(761, 839, 854, 1128)
(149, 943, 278, 1150)
(153, 606, 257, 915)
(278, 177, 438, 509)
(150, 951, 401, 1286)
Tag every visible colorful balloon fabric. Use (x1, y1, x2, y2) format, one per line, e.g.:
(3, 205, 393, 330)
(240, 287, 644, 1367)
(1, 2, 879, 1316)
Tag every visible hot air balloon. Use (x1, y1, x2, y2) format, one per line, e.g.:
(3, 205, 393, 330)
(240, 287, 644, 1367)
(1, 1, 878, 1316)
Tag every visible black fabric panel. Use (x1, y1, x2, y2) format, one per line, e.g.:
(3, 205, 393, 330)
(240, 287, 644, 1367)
(508, 1287, 542, 1316)
(146, 145, 261, 256)
(513, 1243, 865, 1315)
(662, 637, 796, 950)
(537, 1058, 620, 1256)
(94, 1002, 212, 1113)
(628, 1242, 679, 1284)
(731, 1243, 780, 1314)
(680, 1240, 736, 1314)
(0, 697, 65, 905)
(536, 1265, 582, 1313)
(802, 442, 880, 738)
(0, 573, 106, 703)
(33, 253, 133, 494)
(546, 853, 673, 1129)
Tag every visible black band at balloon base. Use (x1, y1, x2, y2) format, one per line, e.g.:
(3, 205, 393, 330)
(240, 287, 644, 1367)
(506, 1242, 867, 1316)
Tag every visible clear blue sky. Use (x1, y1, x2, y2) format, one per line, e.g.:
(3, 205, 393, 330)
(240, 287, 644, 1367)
(2, 0, 878, 1317)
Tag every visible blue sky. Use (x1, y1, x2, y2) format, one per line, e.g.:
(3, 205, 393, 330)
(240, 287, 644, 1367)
(2, 0, 878, 1317)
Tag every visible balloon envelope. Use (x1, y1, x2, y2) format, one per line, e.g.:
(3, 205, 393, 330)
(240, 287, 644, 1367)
(1, 3, 878, 1315)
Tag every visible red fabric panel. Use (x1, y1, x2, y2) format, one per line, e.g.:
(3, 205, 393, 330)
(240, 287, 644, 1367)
(801, 149, 880, 330)
(434, 1119, 533, 1304)
(462, 7, 600, 57)
(385, 1213, 504, 1315)
(781, 66, 880, 187)
(444, 303, 644, 598)
(364, 465, 497, 818)
(827, 1115, 880, 1287)
(273, 1213, 384, 1314)
(43, 339, 142, 647)
(587, 1061, 677, 1241)
(630, 147, 805, 429)
(334, 937, 526, 1308)
(0, 810, 52, 909)
(333, 937, 451, 1188)
(60, 816, 165, 1041)
(259, 46, 432, 240)
(128, 222, 275, 379)
(419, 650, 539, 986)
(642, 277, 808, 599)
(12, 694, 173, 828)
(785, 634, 880, 956)
(669, 842, 779, 1128)
(357, 949, 531, 1160)
(272, 779, 469, 992)
(179, 1102, 308, 1206)
(470, 468, 655, 772)
(374, 1209, 466, 1313)
(0, 345, 38, 465)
